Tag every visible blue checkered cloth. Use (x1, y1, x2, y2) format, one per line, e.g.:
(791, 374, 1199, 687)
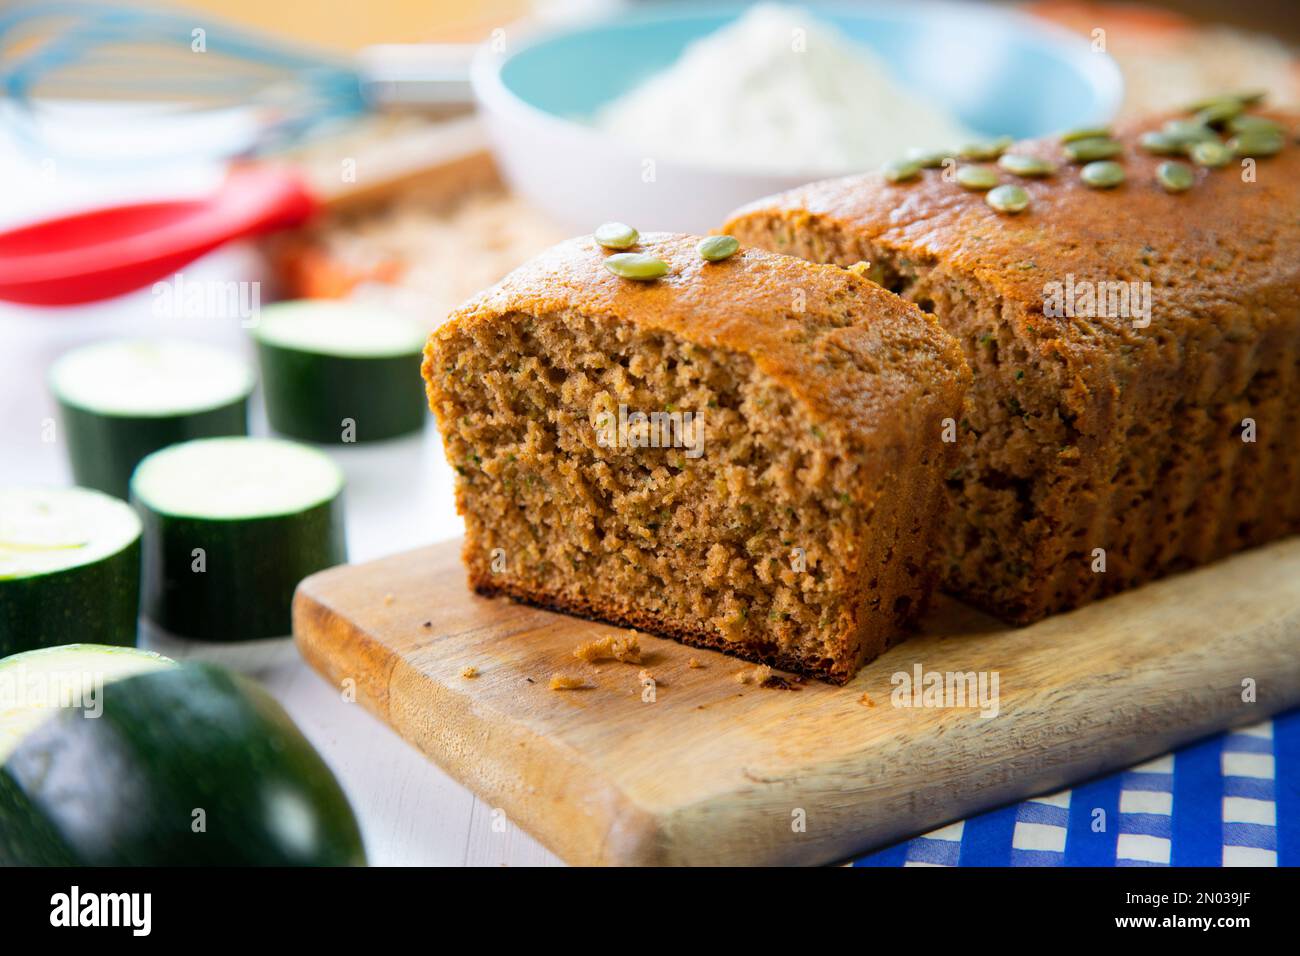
(854, 709, 1299, 866)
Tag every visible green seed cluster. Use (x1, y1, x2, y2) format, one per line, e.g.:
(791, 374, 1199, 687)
(593, 223, 741, 281)
(884, 132, 1056, 214)
(883, 131, 1066, 212)
(883, 91, 1288, 209)
(1134, 90, 1287, 184)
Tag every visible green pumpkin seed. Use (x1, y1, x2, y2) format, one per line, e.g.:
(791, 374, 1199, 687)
(1227, 114, 1283, 135)
(1064, 137, 1123, 162)
(1161, 119, 1218, 145)
(997, 153, 1056, 177)
(1185, 90, 1266, 112)
(905, 147, 954, 168)
(1139, 131, 1186, 156)
(603, 253, 669, 280)
(958, 136, 1012, 161)
(1080, 160, 1125, 189)
(595, 222, 639, 249)
(1156, 161, 1195, 193)
(1229, 130, 1285, 157)
(955, 165, 1000, 190)
(697, 235, 740, 262)
(1189, 140, 1232, 168)
(883, 158, 922, 183)
(986, 184, 1030, 213)
(1195, 100, 1244, 127)
(1061, 126, 1112, 143)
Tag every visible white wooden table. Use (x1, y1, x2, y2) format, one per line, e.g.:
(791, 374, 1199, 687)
(0, 245, 564, 866)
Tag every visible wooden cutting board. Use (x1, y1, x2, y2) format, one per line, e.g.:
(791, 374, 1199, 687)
(293, 536, 1300, 866)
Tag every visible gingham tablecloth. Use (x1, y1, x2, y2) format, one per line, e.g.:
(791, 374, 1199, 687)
(854, 710, 1299, 867)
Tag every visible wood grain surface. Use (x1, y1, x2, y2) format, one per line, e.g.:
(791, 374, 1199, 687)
(293, 535, 1300, 866)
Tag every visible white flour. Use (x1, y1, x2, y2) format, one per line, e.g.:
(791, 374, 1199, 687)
(595, 3, 973, 175)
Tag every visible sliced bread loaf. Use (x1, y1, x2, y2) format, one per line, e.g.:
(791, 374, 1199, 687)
(423, 233, 970, 682)
(725, 112, 1300, 623)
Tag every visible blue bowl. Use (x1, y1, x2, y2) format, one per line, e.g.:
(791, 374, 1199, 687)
(474, 1, 1123, 231)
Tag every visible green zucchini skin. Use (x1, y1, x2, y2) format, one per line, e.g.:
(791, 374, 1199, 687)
(0, 663, 366, 865)
(57, 396, 249, 500)
(136, 497, 345, 641)
(0, 539, 140, 657)
(257, 341, 425, 443)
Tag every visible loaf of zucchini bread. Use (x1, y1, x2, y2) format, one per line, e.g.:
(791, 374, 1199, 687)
(424, 233, 970, 682)
(725, 112, 1300, 623)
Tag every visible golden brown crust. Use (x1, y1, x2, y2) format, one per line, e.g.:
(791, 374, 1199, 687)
(426, 233, 969, 450)
(725, 112, 1300, 351)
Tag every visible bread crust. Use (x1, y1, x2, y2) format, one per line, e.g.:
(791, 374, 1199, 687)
(428, 233, 969, 450)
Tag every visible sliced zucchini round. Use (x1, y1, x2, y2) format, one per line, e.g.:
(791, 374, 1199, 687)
(131, 437, 347, 641)
(49, 339, 254, 499)
(0, 643, 366, 865)
(0, 487, 142, 656)
(253, 300, 427, 443)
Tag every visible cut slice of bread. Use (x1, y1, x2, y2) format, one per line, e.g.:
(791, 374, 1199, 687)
(423, 233, 970, 682)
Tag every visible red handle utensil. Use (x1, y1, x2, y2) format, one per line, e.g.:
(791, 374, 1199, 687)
(0, 165, 318, 306)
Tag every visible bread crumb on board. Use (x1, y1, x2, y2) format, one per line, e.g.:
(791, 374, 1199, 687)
(638, 668, 666, 688)
(383, 593, 395, 605)
(461, 666, 479, 679)
(573, 632, 641, 664)
(859, 693, 875, 707)
(734, 664, 803, 690)
(549, 673, 589, 691)
(688, 658, 705, 669)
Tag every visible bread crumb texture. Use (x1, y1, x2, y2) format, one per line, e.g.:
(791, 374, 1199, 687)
(461, 666, 479, 679)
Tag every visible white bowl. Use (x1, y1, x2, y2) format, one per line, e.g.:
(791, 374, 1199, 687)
(472, 1, 1123, 233)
